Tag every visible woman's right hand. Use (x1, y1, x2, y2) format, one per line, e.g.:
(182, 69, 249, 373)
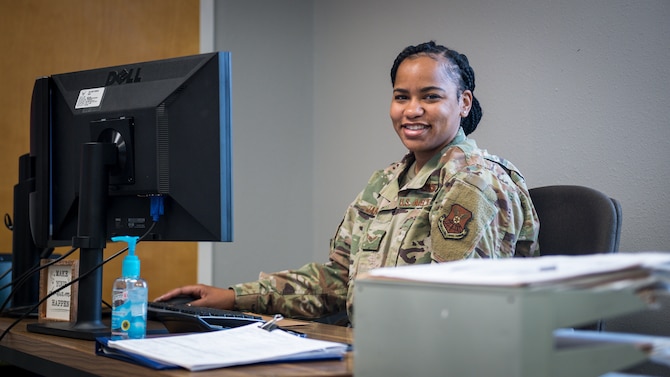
(154, 284, 236, 310)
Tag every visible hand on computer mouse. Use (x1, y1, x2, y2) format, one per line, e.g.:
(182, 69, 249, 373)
(155, 284, 236, 310)
(160, 294, 195, 306)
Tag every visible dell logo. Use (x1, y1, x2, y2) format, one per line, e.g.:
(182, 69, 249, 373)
(105, 68, 142, 85)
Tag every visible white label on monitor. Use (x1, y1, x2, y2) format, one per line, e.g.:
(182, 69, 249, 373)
(75, 87, 105, 109)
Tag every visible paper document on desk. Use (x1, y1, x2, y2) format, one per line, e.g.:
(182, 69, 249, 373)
(365, 252, 670, 287)
(104, 323, 349, 371)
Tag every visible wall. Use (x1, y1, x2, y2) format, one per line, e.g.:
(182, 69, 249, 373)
(311, 0, 670, 260)
(212, 1, 315, 286)
(211, 1, 670, 286)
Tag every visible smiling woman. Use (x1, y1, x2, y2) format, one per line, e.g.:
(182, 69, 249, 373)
(156, 41, 541, 327)
(0, 0, 200, 304)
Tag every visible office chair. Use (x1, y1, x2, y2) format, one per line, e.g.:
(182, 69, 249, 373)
(528, 185, 622, 331)
(529, 185, 622, 256)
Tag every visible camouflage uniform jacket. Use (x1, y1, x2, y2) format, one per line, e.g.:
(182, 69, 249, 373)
(232, 128, 540, 322)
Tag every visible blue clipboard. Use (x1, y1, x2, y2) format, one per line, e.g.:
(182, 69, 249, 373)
(95, 337, 180, 370)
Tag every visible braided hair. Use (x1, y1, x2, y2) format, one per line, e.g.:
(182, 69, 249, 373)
(390, 41, 483, 135)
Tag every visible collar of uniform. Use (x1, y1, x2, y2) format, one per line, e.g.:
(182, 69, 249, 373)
(377, 128, 467, 203)
(401, 128, 467, 190)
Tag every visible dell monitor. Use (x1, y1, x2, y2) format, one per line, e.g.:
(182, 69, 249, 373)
(23, 52, 232, 340)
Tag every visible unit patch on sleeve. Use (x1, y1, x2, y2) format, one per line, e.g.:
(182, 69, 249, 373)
(430, 179, 497, 262)
(437, 204, 472, 240)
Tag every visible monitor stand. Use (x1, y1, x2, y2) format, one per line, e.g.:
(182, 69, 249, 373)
(27, 143, 114, 340)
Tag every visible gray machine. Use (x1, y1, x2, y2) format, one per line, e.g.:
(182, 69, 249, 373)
(353, 274, 655, 377)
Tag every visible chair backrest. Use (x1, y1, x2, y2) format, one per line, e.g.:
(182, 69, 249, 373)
(529, 185, 622, 256)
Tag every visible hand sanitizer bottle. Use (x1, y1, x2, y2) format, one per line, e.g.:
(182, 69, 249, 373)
(110, 236, 148, 340)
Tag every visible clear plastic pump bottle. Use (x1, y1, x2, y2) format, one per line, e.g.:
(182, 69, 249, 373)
(110, 236, 148, 340)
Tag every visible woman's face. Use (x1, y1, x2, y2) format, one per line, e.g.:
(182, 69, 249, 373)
(390, 55, 471, 165)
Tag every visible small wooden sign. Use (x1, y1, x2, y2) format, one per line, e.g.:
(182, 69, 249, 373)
(38, 259, 78, 322)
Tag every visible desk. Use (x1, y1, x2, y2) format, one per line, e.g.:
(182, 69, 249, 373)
(0, 317, 353, 377)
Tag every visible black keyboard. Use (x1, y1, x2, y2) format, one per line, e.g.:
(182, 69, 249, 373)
(147, 301, 264, 333)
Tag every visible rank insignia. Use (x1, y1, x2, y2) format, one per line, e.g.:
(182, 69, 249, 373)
(438, 204, 472, 240)
(361, 229, 386, 251)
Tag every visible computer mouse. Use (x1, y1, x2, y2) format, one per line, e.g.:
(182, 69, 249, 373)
(161, 294, 195, 306)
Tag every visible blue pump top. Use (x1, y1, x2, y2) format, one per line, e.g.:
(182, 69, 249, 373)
(112, 236, 141, 278)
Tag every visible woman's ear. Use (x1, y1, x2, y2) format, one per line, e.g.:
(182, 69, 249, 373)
(460, 90, 473, 117)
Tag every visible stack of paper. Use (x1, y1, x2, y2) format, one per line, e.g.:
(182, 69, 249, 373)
(365, 252, 670, 288)
(100, 323, 349, 371)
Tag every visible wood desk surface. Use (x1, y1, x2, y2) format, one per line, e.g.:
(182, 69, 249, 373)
(0, 316, 353, 377)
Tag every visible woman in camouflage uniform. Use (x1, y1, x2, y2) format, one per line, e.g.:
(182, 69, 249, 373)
(157, 41, 540, 325)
